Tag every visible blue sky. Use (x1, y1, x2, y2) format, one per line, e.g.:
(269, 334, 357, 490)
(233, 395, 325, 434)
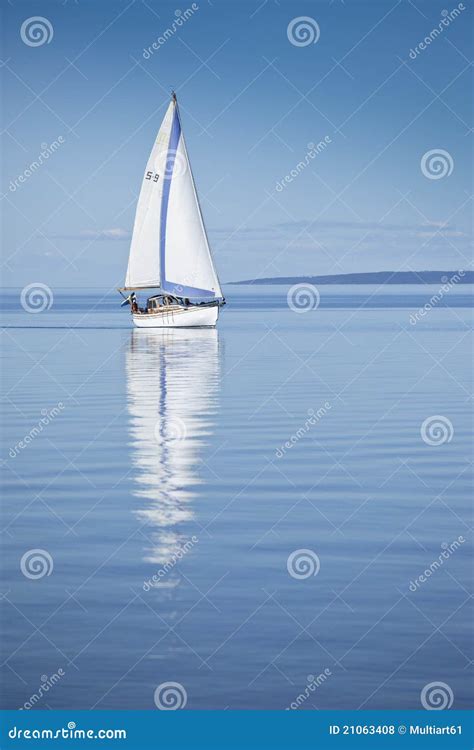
(1, 0, 472, 286)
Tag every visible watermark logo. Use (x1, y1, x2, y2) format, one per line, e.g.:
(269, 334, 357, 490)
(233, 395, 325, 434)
(8, 723, 126, 740)
(143, 536, 198, 590)
(420, 681, 454, 710)
(20, 549, 54, 580)
(275, 403, 331, 458)
(287, 283, 320, 313)
(9, 137, 65, 193)
(20, 17, 54, 47)
(285, 669, 332, 709)
(154, 416, 187, 443)
(165, 272, 201, 297)
(408, 4, 466, 59)
(287, 17, 320, 47)
(421, 149, 454, 180)
(21, 283, 54, 313)
(275, 137, 332, 192)
(287, 549, 320, 580)
(409, 270, 465, 325)
(154, 682, 187, 710)
(163, 148, 187, 179)
(409, 536, 465, 592)
(9, 403, 65, 459)
(143, 4, 199, 58)
(420, 415, 453, 446)
(19, 669, 65, 710)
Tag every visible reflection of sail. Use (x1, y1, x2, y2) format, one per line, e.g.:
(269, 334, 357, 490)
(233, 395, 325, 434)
(126, 329, 220, 564)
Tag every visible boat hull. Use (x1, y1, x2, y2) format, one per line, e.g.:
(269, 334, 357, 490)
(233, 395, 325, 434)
(132, 304, 219, 328)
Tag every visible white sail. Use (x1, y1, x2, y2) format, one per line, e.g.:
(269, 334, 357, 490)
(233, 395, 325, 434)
(125, 102, 174, 289)
(163, 121, 222, 298)
(125, 96, 222, 298)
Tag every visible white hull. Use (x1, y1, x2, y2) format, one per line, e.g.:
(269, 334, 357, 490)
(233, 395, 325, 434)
(132, 304, 219, 328)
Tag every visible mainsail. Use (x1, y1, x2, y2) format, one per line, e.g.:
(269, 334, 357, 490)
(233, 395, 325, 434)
(125, 95, 222, 298)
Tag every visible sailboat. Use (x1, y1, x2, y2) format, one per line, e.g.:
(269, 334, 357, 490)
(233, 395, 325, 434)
(118, 92, 225, 328)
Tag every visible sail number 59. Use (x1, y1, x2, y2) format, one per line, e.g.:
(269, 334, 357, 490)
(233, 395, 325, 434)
(145, 171, 160, 182)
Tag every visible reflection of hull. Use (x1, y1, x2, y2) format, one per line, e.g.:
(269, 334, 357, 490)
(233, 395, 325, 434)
(126, 328, 220, 563)
(132, 305, 219, 328)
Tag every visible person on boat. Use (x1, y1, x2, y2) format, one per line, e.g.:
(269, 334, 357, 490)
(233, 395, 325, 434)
(131, 296, 139, 313)
(184, 298, 190, 306)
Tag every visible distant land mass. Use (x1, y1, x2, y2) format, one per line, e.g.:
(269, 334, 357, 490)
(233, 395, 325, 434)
(230, 271, 473, 285)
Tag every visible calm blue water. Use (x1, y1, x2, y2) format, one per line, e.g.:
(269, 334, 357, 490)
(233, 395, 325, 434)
(1, 285, 472, 710)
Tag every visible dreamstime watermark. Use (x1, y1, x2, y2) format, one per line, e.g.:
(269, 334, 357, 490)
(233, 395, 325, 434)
(287, 283, 320, 313)
(19, 669, 66, 710)
(9, 137, 65, 192)
(275, 137, 332, 192)
(408, 536, 465, 592)
(420, 149, 454, 180)
(143, 5, 199, 58)
(421, 681, 454, 710)
(285, 668, 332, 709)
(154, 416, 187, 443)
(275, 402, 331, 458)
(9, 403, 65, 459)
(21, 283, 54, 313)
(20, 16, 54, 46)
(287, 549, 320, 579)
(143, 536, 198, 590)
(162, 148, 187, 179)
(420, 415, 454, 446)
(287, 16, 320, 47)
(20, 549, 54, 580)
(8, 725, 127, 740)
(408, 5, 466, 59)
(409, 270, 465, 325)
(154, 682, 187, 710)
(165, 275, 199, 296)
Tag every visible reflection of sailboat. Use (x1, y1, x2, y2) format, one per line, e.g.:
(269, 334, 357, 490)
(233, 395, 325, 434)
(126, 328, 220, 564)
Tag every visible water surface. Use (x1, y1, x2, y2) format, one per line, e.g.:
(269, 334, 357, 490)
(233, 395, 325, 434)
(1, 285, 472, 710)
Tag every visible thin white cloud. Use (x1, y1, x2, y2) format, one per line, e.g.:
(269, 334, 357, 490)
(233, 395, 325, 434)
(51, 227, 131, 241)
(81, 228, 131, 240)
